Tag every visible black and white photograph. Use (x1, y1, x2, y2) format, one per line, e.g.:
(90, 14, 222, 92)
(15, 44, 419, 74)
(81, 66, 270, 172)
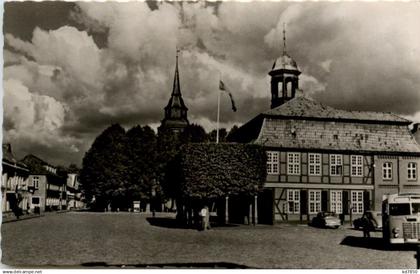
(2, 0, 420, 270)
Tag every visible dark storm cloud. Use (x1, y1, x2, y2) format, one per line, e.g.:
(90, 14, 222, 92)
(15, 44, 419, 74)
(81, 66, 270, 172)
(4, 2, 76, 41)
(3, 1, 420, 166)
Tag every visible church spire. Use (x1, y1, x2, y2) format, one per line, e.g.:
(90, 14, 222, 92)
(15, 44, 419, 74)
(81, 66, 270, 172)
(159, 48, 189, 133)
(172, 47, 181, 96)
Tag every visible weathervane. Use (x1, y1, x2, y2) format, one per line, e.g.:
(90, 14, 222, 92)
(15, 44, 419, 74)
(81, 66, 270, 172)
(282, 22, 287, 56)
(176, 46, 180, 68)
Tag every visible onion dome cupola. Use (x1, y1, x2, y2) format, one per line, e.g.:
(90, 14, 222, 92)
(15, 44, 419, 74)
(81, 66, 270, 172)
(269, 24, 301, 109)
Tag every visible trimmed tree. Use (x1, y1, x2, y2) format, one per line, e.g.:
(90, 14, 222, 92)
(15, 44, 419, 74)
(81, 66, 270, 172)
(172, 143, 266, 224)
(158, 124, 208, 205)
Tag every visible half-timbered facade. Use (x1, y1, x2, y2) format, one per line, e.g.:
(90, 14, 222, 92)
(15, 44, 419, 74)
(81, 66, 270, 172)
(231, 35, 420, 224)
(234, 96, 420, 223)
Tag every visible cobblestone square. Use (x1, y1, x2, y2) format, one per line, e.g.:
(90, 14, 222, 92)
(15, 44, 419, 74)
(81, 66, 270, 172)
(1, 212, 416, 268)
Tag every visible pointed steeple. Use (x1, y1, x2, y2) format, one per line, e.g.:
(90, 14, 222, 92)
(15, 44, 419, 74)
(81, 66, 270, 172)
(172, 48, 181, 96)
(159, 48, 189, 133)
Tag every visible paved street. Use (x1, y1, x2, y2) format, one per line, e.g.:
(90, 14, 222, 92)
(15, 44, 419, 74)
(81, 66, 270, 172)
(1, 212, 417, 268)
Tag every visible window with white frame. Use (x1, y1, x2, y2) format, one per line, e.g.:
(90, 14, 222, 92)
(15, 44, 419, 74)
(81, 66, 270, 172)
(408, 162, 417, 180)
(32, 176, 40, 189)
(266, 151, 279, 175)
(330, 155, 343, 176)
(287, 189, 300, 214)
(308, 153, 322, 176)
(351, 191, 364, 214)
(382, 162, 392, 180)
(351, 155, 363, 177)
(287, 152, 301, 175)
(330, 190, 342, 214)
(309, 190, 321, 214)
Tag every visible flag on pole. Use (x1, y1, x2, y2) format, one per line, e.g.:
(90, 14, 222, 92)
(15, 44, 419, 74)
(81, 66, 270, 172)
(219, 80, 237, 112)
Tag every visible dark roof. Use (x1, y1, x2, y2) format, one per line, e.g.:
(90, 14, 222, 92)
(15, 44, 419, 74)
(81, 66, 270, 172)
(3, 144, 16, 164)
(263, 96, 409, 124)
(165, 54, 188, 112)
(21, 154, 56, 175)
(161, 54, 189, 131)
(2, 143, 28, 170)
(271, 53, 300, 73)
(255, 117, 420, 154)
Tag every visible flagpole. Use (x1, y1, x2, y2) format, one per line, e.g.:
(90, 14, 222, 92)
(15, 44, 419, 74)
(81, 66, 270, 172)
(216, 75, 221, 144)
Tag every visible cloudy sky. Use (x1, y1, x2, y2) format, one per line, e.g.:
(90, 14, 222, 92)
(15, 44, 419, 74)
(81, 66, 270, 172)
(3, 1, 420, 167)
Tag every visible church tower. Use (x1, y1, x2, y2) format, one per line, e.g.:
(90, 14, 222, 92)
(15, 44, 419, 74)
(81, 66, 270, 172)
(159, 49, 189, 134)
(268, 24, 301, 109)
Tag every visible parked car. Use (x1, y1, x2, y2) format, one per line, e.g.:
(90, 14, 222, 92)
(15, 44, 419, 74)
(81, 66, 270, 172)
(353, 211, 382, 231)
(311, 212, 341, 228)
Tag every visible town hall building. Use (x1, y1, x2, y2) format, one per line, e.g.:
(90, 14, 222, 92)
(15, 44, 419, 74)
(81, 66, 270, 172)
(232, 35, 420, 224)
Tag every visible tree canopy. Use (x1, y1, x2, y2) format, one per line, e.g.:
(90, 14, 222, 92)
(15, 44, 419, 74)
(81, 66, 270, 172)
(79, 124, 129, 209)
(126, 125, 158, 201)
(79, 122, 252, 210)
(174, 143, 266, 200)
(208, 128, 228, 143)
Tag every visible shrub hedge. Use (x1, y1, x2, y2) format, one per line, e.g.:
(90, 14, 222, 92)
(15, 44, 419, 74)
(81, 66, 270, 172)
(176, 143, 266, 199)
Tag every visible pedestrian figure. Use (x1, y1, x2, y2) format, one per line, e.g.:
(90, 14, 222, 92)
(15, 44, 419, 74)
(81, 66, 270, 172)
(205, 206, 211, 230)
(339, 213, 345, 225)
(361, 213, 371, 238)
(200, 206, 210, 231)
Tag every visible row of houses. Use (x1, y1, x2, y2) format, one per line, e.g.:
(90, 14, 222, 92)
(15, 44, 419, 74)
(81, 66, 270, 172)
(1, 144, 84, 216)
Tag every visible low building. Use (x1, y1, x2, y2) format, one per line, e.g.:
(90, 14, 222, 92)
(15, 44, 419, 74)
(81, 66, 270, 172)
(21, 155, 67, 212)
(2, 144, 30, 214)
(232, 38, 420, 224)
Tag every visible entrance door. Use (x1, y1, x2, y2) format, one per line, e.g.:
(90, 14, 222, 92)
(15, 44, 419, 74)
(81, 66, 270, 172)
(257, 189, 274, 225)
